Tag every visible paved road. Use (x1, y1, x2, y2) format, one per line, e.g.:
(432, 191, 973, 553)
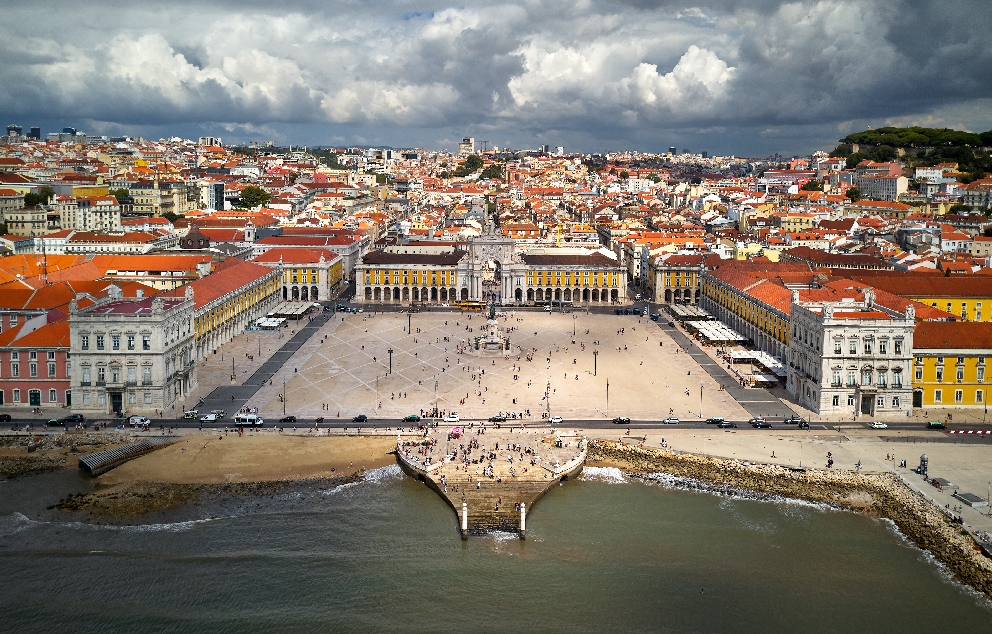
(652, 317, 796, 420)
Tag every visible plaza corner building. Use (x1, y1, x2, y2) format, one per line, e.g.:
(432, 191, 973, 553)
(69, 289, 196, 416)
(912, 322, 992, 410)
(355, 234, 626, 306)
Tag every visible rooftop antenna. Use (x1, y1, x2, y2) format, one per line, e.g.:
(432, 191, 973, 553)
(482, 141, 489, 152)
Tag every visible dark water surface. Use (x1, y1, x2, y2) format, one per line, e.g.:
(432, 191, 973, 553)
(1, 465, 989, 633)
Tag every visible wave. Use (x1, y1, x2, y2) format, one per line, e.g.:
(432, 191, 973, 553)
(881, 518, 992, 611)
(0, 512, 36, 537)
(362, 463, 403, 485)
(578, 466, 628, 484)
(635, 471, 836, 511)
(0, 511, 225, 535)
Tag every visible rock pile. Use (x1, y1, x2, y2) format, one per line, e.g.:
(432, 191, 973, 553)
(588, 440, 992, 598)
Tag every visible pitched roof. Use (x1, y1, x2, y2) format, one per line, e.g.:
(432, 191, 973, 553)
(361, 250, 467, 266)
(914, 322, 992, 350)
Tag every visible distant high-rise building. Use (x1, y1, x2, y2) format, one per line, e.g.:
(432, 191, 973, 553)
(62, 127, 76, 135)
(555, 146, 564, 156)
(6, 124, 22, 137)
(28, 127, 40, 140)
(458, 137, 475, 157)
(682, 149, 690, 155)
(701, 151, 708, 159)
(668, 147, 677, 155)
(199, 136, 222, 147)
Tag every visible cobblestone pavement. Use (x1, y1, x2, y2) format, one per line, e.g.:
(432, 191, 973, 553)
(257, 310, 751, 423)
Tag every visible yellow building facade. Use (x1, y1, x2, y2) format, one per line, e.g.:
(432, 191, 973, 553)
(911, 322, 992, 409)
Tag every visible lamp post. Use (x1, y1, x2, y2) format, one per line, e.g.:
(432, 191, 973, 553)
(388, 348, 393, 374)
(408, 312, 411, 336)
(573, 314, 576, 337)
(593, 350, 598, 376)
(545, 380, 551, 418)
(282, 378, 286, 415)
(699, 384, 703, 418)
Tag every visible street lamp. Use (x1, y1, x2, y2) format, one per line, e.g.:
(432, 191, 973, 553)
(388, 348, 393, 374)
(593, 350, 598, 376)
(282, 378, 286, 415)
(408, 313, 412, 336)
(573, 314, 576, 337)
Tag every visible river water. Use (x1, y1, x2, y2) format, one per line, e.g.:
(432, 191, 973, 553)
(1, 465, 989, 633)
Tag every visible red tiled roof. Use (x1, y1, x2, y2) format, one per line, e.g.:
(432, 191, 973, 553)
(914, 322, 992, 350)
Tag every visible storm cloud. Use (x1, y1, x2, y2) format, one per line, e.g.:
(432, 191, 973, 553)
(1, 0, 990, 154)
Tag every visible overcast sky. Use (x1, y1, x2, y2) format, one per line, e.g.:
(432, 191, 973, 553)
(2, 0, 990, 156)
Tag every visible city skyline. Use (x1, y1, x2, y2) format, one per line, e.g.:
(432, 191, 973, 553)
(1, 1, 991, 155)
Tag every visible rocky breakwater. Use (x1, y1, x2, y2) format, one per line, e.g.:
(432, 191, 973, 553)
(588, 440, 992, 599)
(0, 431, 132, 479)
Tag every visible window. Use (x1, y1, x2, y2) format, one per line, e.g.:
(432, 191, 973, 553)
(877, 396, 885, 407)
(937, 356, 944, 365)
(48, 363, 56, 377)
(848, 372, 857, 386)
(128, 368, 136, 384)
(893, 370, 902, 388)
(47, 351, 55, 360)
(144, 392, 152, 404)
(832, 371, 841, 386)
(892, 396, 900, 407)
(832, 395, 840, 406)
(97, 367, 105, 382)
(111, 368, 120, 383)
(81, 335, 89, 350)
(979, 367, 985, 382)
(127, 335, 135, 350)
(49, 389, 56, 402)
(864, 341, 872, 355)
(12, 389, 20, 402)
(143, 368, 152, 384)
(82, 368, 90, 384)
(894, 340, 902, 354)
(879, 340, 887, 354)
(957, 368, 964, 381)
(978, 390, 984, 403)
(112, 335, 120, 350)
(957, 356, 965, 365)
(82, 392, 90, 405)
(877, 371, 887, 387)
(128, 393, 136, 404)
(849, 340, 857, 354)
(936, 368, 943, 382)
(29, 363, 36, 377)
(98, 393, 106, 405)
(10, 315, 17, 326)
(96, 335, 104, 350)
(848, 395, 855, 406)
(935, 389, 942, 403)
(142, 335, 151, 351)
(955, 390, 963, 403)
(916, 367, 923, 381)
(11, 363, 18, 377)
(834, 341, 842, 354)
(862, 370, 872, 386)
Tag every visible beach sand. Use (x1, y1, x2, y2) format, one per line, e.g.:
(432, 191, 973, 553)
(99, 433, 397, 485)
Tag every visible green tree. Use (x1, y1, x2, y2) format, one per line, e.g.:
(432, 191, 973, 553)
(801, 179, 822, 191)
(619, 170, 629, 180)
(24, 186, 55, 207)
(109, 188, 129, 203)
(454, 154, 484, 176)
(376, 174, 387, 184)
(238, 185, 271, 208)
(38, 186, 55, 203)
(162, 211, 184, 223)
(846, 187, 861, 202)
(950, 203, 972, 213)
(480, 163, 503, 180)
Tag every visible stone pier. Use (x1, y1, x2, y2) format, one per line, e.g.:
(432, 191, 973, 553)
(396, 425, 586, 538)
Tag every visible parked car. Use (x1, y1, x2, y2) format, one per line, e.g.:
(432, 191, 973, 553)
(61, 414, 85, 425)
(650, 313, 660, 321)
(926, 421, 946, 430)
(128, 415, 150, 427)
(662, 416, 680, 425)
(748, 417, 767, 427)
(550, 415, 563, 424)
(279, 416, 297, 424)
(46, 418, 61, 426)
(869, 422, 888, 429)
(489, 415, 506, 422)
(443, 413, 460, 423)
(784, 415, 804, 425)
(717, 421, 738, 428)
(612, 416, 631, 424)
(182, 410, 198, 419)
(0, 414, 11, 422)
(402, 414, 421, 423)
(200, 413, 219, 422)
(705, 417, 725, 425)
(234, 414, 264, 427)
(753, 421, 772, 429)
(353, 414, 368, 423)
(667, 321, 675, 327)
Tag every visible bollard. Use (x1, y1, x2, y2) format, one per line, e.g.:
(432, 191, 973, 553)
(520, 502, 526, 539)
(461, 502, 468, 539)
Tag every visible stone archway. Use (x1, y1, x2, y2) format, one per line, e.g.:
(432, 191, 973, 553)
(301, 286, 308, 301)
(563, 288, 571, 301)
(373, 287, 381, 301)
(365, 287, 372, 301)
(515, 288, 522, 302)
(440, 288, 448, 301)
(528, 288, 535, 302)
(393, 287, 400, 301)
(292, 286, 300, 300)
(403, 287, 410, 301)
(311, 286, 319, 301)
(461, 288, 469, 301)
(591, 289, 599, 302)
(611, 289, 619, 303)
(582, 288, 589, 302)
(431, 287, 438, 301)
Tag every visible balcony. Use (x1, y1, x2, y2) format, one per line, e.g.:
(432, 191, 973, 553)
(126, 380, 137, 387)
(141, 380, 153, 386)
(95, 381, 106, 386)
(80, 381, 91, 386)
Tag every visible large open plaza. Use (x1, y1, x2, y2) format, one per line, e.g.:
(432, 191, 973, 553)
(256, 310, 752, 422)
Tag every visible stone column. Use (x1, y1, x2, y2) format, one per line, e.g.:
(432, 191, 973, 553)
(520, 502, 526, 539)
(461, 502, 468, 540)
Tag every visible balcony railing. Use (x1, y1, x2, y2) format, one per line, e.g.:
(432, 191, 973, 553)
(80, 381, 90, 386)
(95, 381, 106, 386)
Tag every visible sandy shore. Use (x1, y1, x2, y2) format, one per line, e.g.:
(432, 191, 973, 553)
(100, 433, 397, 485)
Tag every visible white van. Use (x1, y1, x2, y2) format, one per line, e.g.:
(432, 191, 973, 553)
(233, 414, 264, 427)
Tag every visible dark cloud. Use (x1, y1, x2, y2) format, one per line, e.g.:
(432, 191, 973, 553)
(0, 0, 989, 154)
